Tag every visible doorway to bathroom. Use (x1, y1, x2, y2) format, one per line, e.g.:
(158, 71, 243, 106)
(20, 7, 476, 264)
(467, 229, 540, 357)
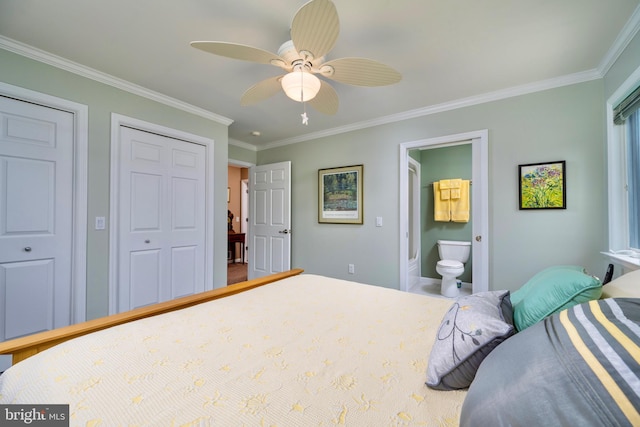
(399, 130, 489, 297)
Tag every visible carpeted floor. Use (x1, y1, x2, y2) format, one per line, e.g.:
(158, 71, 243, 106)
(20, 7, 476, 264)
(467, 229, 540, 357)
(227, 262, 247, 285)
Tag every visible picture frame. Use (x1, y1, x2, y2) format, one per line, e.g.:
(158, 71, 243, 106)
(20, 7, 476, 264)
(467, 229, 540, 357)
(318, 164, 363, 224)
(519, 160, 566, 210)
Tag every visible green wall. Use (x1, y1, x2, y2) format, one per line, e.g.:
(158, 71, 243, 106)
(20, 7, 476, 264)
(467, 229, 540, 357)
(258, 80, 607, 292)
(604, 29, 640, 100)
(229, 141, 258, 165)
(0, 48, 231, 320)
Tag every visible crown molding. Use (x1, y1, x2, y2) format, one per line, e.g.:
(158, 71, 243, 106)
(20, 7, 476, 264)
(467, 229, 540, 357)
(5, 2, 637, 153)
(229, 138, 258, 151)
(598, 4, 640, 76)
(258, 6, 640, 151)
(259, 68, 601, 151)
(0, 35, 233, 126)
(228, 159, 255, 168)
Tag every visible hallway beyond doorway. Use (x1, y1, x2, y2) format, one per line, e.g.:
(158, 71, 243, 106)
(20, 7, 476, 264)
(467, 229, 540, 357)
(227, 262, 247, 285)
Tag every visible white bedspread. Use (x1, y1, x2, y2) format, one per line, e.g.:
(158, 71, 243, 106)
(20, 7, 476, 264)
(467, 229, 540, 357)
(0, 274, 466, 426)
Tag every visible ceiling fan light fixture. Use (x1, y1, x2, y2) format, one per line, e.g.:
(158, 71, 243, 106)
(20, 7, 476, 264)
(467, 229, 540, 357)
(281, 70, 321, 102)
(192, 0, 399, 114)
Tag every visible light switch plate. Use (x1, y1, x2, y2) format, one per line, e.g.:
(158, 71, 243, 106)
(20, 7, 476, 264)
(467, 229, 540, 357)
(95, 216, 106, 230)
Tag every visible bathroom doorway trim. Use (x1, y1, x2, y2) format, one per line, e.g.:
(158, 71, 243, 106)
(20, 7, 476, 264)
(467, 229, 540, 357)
(398, 130, 489, 293)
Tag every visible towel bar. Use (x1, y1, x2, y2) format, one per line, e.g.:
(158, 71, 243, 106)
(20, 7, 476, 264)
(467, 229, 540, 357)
(427, 180, 472, 187)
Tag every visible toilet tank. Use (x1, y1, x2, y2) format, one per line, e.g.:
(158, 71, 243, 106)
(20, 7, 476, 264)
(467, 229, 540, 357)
(437, 240, 471, 263)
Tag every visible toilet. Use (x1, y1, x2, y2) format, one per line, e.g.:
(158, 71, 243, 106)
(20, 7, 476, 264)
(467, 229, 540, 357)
(436, 240, 471, 298)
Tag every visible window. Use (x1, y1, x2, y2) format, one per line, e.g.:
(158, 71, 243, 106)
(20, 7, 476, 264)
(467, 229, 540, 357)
(628, 110, 640, 249)
(607, 73, 640, 270)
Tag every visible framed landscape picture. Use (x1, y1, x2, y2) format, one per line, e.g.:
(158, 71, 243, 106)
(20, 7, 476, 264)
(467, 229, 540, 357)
(318, 164, 363, 224)
(519, 160, 566, 210)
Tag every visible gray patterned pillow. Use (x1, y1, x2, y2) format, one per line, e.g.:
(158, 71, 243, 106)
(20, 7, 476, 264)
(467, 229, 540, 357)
(426, 290, 515, 390)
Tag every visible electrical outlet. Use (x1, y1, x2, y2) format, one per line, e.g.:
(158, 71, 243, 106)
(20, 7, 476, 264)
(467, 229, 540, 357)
(348, 264, 355, 274)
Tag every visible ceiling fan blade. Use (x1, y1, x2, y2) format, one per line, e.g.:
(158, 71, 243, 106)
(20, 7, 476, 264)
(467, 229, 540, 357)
(240, 75, 284, 106)
(308, 81, 339, 115)
(191, 41, 287, 68)
(318, 57, 402, 86)
(291, 0, 339, 61)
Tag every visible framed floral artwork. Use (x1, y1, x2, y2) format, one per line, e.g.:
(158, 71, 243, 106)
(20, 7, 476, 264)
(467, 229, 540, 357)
(318, 164, 363, 224)
(519, 160, 566, 209)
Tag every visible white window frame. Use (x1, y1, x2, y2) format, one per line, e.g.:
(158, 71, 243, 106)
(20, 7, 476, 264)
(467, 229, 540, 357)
(605, 65, 640, 271)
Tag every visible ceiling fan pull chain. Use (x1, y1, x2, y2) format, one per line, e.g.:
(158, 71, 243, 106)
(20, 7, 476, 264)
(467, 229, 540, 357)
(301, 69, 309, 125)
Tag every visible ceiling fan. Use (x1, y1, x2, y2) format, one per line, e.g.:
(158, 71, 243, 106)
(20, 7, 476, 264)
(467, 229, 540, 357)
(190, 0, 402, 116)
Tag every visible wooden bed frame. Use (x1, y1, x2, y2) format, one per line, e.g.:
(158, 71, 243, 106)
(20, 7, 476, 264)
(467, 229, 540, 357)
(0, 269, 304, 366)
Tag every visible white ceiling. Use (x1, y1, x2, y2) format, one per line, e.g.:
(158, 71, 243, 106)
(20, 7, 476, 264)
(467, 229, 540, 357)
(1, 0, 639, 148)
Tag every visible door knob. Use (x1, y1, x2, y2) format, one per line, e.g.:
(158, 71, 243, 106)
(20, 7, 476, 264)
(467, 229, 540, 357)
(24, 247, 32, 252)
(144, 239, 150, 243)
(279, 229, 291, 234)
(475, 235, 482, 242)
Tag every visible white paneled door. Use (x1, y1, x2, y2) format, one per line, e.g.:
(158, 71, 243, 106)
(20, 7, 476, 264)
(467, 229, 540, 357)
(248, 161, 291, 280)
(117, 126, 206, 312)
(0, 96, 73, 341)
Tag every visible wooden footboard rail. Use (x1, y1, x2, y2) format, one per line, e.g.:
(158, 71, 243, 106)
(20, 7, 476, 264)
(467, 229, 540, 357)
(0, 269, 304, 366)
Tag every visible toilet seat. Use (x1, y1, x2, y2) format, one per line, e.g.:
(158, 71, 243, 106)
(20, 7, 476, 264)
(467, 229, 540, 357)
(436, 260, 464, 279)
(436, 260, 463, 269)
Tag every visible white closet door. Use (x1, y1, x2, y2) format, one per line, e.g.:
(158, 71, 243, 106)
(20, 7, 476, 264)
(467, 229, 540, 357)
(0, 95, 73, 341)
(117, 126, 206, 311)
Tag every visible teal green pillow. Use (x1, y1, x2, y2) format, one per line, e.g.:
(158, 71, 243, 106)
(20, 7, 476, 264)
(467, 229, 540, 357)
(511, 266, 602, 331)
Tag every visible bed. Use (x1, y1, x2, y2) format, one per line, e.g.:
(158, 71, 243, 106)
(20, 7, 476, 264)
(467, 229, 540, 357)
(0, 270, 466, 425)
(0, 267, 639, 426)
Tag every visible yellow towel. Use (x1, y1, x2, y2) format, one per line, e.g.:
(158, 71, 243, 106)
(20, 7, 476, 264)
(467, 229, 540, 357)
(439, 179, 452, 189)
(439, 179, 451, 200)
(433, 182, 451, 221)
(449, 179, 462, 199)
(451, 180, 470, 222)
